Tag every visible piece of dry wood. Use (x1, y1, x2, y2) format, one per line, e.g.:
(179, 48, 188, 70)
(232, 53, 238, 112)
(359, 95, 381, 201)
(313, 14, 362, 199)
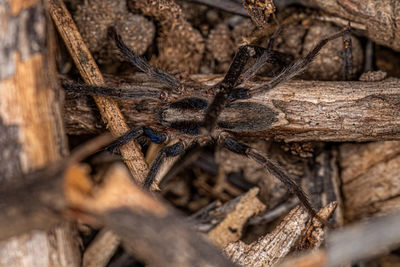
(64, 74, 400, 142)
(48, 0, 149, 184)
(280, 211, 400, 267)
(195, 188, 266, 248)
(305, 0, 400, 51)
(0, 1, 80, 265)
(0, 135, 112, 241)
(224, 202, 336, 267)
(82, 229, 120, 267)
(67, 163, 235, 267)
(0, 158, 237, 266)
(339, 141, 400, 222)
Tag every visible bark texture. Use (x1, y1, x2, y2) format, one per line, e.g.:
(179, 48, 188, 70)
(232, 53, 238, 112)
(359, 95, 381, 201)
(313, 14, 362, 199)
(306, 0, 400, 51)
(340, 141, 400, 222)
(64, 74, 400, 142)
(0, 0, 79, 266)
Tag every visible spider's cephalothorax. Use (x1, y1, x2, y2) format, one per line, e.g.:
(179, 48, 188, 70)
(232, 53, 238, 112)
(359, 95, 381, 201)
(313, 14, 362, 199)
(159, 97, 278, 136)
(64, 26, 352, 228)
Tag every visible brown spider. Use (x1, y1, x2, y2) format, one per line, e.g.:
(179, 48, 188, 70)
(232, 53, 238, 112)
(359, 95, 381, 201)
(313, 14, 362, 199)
(64, 26, 351, 228)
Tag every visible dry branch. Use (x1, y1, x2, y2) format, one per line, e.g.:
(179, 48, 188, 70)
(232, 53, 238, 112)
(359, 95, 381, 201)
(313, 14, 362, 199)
(281, 211, 400, 267)
(0, 0, 79, 265)
(340, 141, 400, 221)
(0, 159, 237, 266)
(224, 203, 336, 266)
(305, 0, 400, 51)
(65, 74, 400, 142)
(48, 0, 149, 184)
(190, 188, 266, 248)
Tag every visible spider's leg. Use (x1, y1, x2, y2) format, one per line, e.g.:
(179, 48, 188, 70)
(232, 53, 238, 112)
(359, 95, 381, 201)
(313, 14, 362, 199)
(62, 82, 163, 100)
(250, 27, 351, 97)
(104, 126, 166, 153)
(108, 27, 181, 89)
(144, 141, 185, 189)
(238, 50, 293, 85)
(221, 136, 334, 229)
(158, 142, 203, 187)
(203, 45, 266, 132)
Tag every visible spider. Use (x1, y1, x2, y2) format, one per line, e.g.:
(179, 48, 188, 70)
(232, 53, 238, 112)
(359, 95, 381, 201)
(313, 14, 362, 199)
(64, 26, 351, 228)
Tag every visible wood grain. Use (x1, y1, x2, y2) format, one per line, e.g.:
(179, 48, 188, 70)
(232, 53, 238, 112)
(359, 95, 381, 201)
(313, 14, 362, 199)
(340, 141, 400, 221)
(0, 1, 80, 265)
(64, 75, 400, 142)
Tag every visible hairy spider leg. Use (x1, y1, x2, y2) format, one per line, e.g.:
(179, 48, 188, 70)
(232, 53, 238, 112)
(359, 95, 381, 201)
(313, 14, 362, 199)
(203, 44, 272, 132)
(221, 136, 334, 229)
(62, 82, 163, 100)
(108, 27, 181, 89)
(103, 126, 166, 153)
(144, 141, 186, 189)
(250, 27, 351, 97)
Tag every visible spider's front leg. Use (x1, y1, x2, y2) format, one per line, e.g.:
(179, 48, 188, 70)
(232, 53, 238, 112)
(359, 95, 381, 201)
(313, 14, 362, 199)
(219, 134, 334, 229)
(250, 26, 352, 96)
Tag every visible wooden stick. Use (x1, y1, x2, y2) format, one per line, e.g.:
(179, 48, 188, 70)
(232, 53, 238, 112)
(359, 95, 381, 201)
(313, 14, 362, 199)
(65, 74, 400, 142)
(48, 0, 149, 184)
(0, 1, 80, 265)
(305, 0, 400, 51)
(224, 203, 336, 266)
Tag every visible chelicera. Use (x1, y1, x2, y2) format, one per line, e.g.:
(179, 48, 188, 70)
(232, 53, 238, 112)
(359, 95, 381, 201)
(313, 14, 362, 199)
(64, 26, 351, 228)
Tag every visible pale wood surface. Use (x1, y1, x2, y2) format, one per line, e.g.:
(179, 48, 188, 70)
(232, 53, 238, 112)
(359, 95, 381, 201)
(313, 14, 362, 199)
(340, 141, 400, 221)
(0, 0, 79, 265)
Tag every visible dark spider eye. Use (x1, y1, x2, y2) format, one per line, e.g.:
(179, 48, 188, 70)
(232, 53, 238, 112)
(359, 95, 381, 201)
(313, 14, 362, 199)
(169, 98, 208, 110)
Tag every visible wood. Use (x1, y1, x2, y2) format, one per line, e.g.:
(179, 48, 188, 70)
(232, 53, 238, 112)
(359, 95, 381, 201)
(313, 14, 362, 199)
(340, 141, 400, 222)
(0, 0, 79, 265)
(305, 0, 400, 51)
(224, 203, 336, 267)
(280, 211, 400, 267)
(195, 188, 266, 248)
(67, 163, 235, 267)
(64, 74, 400, 142)
(48, 0, 149, 185)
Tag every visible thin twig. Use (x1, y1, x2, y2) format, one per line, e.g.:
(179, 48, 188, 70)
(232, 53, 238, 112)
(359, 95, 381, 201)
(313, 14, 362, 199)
(48, 0, 149, 184)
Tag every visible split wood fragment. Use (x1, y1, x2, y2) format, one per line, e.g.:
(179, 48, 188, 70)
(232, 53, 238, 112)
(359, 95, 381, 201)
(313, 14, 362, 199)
(224, 202, 337, 267)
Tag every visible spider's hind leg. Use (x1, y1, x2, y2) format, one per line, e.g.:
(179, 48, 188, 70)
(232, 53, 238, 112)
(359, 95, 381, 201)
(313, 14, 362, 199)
(104, 126, 166, 153)
(220, 135, 334, 229)
(144, 141, 186, 189)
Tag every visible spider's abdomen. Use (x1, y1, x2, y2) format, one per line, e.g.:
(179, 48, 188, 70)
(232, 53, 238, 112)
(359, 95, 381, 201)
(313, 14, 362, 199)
(159, 97, 278, 135)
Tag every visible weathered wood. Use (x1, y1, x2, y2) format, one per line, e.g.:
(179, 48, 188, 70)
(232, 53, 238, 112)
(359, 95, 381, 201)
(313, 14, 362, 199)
(340, 141, 400, 222)
(224, 203, 336, 267)
(305, 0, 400, 51)
(48, 0, 149, 184)
(0, 0, 80, 265)
(64, 74, 400, 142)
(67, 163, 235, 267)
(194, 188, 266, 248)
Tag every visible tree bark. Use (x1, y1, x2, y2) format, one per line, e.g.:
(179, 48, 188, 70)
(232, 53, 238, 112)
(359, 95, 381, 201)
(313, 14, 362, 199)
(305, 0, 400, 52)
(0, 1, 80, 266)
(64, 75, 400, 142)
(340, 141, 400, 222)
